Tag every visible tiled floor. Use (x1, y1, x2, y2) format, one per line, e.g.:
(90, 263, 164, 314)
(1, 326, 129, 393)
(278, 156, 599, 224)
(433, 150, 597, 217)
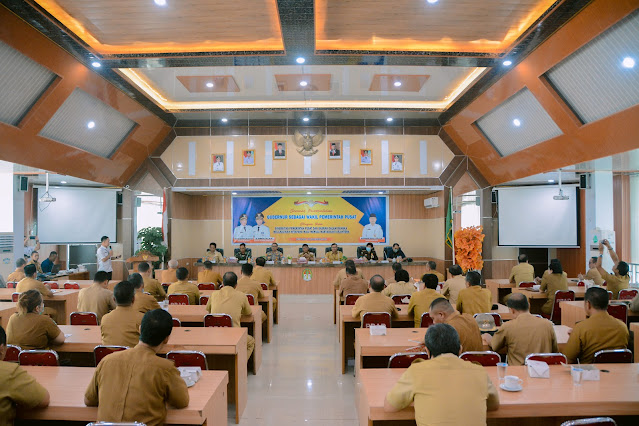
(230, 295, 359, 425)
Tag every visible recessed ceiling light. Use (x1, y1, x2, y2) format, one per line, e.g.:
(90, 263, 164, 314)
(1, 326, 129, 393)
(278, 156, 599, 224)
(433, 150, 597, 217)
(378, 191, 384, 194)
(60, 181, 67, 184)
(427, 0, 438, 4)
(296, 57, 305, 64)
(503, 60, 513, 66)
(91, 62, 101, 68)
(386, 117, 393, 122)
(306, 191, 312, 195)
(393, 81, 402, 87)
(547, 179, 555, 183)
(221, 118, 228, 123)
(206, 82, 214, 88)
(300, 81, 308, 87)
(513, 118, 521, 127)
(622, 57, 635, 69)
(87, 121, 95, 129)
(303, 117, 310, 122)
(154, 0, 167, 6)
(232, 192, 237, 195)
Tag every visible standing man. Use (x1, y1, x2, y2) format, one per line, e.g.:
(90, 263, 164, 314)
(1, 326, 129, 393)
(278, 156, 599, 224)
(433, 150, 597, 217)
(27, 251, 43, 274)
(509, 254, 535, 285)
(77, 271, 116, 323)
(361, 213, 383, 239)
(40, 251, 58, 274)
(253, 213, 271, 239)
(233, 214, 254, 240)
(596, 239, 630, 299)
(23, 236, 40, 259)
(456, 271, 492, 316)
(7, 258, 27, 283)
(97, 236, 121, 280)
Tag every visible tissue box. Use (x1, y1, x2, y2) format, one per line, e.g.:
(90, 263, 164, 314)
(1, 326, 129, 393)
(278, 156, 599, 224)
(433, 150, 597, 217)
(369, 325, 387, 335)
(573, 365, 600, 381)
(526, 360, 550, 378)
(178, 366, 202, 387)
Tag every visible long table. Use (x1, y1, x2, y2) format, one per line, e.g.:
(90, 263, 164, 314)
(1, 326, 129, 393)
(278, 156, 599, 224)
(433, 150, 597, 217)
(0, 288, 79, 325)
(357, 364, 639, 425)
(560, 301, 639, 328)
(55, 325, 248, 424)
(486, 278, 580, 304)
(16, 366, 228, 425)
(512, 286, 585, 314)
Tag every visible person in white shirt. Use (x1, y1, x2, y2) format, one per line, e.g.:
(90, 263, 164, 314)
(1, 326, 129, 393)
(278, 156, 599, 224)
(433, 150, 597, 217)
(233, 214, 254, 240)
(391, 155, 403, 171)
(23, 236, 40, 258)
(97, 236, 120, 280)
(361, 213, 384, 239)
(253, 212, 271, 239)
(212, 155, 224, 172)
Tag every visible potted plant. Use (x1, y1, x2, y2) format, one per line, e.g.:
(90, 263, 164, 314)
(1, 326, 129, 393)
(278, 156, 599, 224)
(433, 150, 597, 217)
(136, 227, 168, 269)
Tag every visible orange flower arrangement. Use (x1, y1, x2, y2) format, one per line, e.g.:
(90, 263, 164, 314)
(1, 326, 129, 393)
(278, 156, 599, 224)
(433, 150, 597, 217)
(454, 226, 485, 272)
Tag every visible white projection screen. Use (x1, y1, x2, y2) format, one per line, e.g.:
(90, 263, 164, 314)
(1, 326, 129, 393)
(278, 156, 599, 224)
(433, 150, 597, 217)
(36, 187, 117, 244)
(497, 185, 579, 247)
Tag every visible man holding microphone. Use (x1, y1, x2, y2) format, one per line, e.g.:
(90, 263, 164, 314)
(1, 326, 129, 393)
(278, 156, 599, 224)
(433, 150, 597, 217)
(97, 236, 121, 280)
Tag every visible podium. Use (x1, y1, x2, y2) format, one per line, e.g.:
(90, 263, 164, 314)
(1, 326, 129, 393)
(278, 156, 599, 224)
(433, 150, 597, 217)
(127, 251, 159, 273)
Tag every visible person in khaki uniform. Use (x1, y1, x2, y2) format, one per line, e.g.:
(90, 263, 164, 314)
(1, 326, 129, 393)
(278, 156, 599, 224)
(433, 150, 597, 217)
(483, 293, 558, 366)
(425, 261, 445, 283)
(6, 290, 65, 350)
(198, 261, 223, 288)
(100, 281, 144, 348)
(352, 276, 398, 320)
(26, 251, 43, 274)
(161, 259, 178, 284)
(581, 256, 605, 286)
(138, 262, 166, 301)
(332, 259, 365, 289)
(167, 268, 201, 305)
(509, 254, 535, 285)
(129, 273, 160, 314)
(85, 309, 189, 424)
(237, 263, 266, 322)
(6, 258, 26, 283)
(384, 323, 499, 425)
(16, 265, 53, 297)
(251, 257, 278, 313)
(0, 325, 50, 425)
(339, 264, 369, 299)
(202, 242, 225, 263)
(385, 263, 403, 285)
(407, 274, 441, 328)
(540, 260, 569, 315)
(430, 298, 483, 352)
(77, 271, 116, 323)
(563, 287, 628, 364)
(596, 240, 630, 298)
(441, 265, 465, 305)
(382, 269, 415, 298)
(299, 244, 315, 261)
(629, 292, 639, 313)
(206, 272, 255, 358)
(325, 243, 343, 262)
(457, 271, 492, 316)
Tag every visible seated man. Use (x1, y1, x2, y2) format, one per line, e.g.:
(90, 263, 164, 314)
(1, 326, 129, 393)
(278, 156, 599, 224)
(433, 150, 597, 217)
(407, 274, 441, 328)
(563, 287, 628, 364)
(596, 240, 630, 298)
(385, 262, 403, 284)
(385, 243, 406, 262)
(266, 242, 283, 262)
(6, 258, 27, 283)
(424, 260, 445, 283)
(581, 256, 604, 286)
(509, 254, 535, 285)
(483, 293, 558, 366)
(85, 309, 189, 424)
(129, 273, 161, 314)
(332, 259, 365, 289)
(429, 298, 483, 352)
(40, 251, 58, 274)
(441, 264, 465, 305)
(352, 275, 398, 320)
(100, 281, 144, 348)
(338, 264, 369, 299)
(0, 325, 50, 423)
(384, 323, 499, 425)
(161, 259, 178, 283)
(251, 256, 278, 313)
(325, 243, 343, 262)
(138, 262, 166, 301)
(382, 269, 415, 298)
(167, 267, 201, 305)
(235, 243, 251, 262)
(237, 263, 266, 322)
(360, 242, 379, 262)
(198, 261, 223, 288)
(77, 271, 116, 323)
(27, 251, 43, 274)
(202, 242, 224, 263)
(16, 264, 52, 297)
(206, 272, 255, 358)
(456, 271, 492, 316)
(299, 244, 315, 261)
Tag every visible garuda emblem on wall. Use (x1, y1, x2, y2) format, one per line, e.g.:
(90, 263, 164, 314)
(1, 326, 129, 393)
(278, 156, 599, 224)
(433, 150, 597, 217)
(293, 129, 324, 156)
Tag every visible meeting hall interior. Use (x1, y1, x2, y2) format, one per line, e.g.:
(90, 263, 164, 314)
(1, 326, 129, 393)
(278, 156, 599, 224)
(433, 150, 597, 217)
(0, 0, 639, 425)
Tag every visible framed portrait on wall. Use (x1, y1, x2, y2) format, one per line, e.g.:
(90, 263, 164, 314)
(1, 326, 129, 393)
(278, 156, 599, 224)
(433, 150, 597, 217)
(242, 149, 255, 166)
(273, 141, 287, 159)
(328, 140, 342, 159)
(211, 154, 225, 173)
(390, 153, 403, 172)
(360, 149, 372, 165)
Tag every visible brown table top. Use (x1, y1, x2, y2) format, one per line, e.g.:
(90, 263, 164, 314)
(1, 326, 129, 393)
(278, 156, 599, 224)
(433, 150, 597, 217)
(340, 303, 514, 323)
(168, 304, 261, 324)
(0, 288, 79, 301)
(512, 286, 586, 299)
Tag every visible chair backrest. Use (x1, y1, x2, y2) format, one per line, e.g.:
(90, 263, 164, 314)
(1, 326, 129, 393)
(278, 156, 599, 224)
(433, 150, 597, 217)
(391, 294, 411, 305)
(361, 312, 391, 328)
(44, 281, 59, 289)
(161, 283, 171, 292)
(167, 350, 208, 370)
(204, 313, 233, 327)
(460, 351, 501, 366)
(298, 247, 317, 255)
(172, 318, 181, 327)
(94, 345, 128, 365)
(234, 247, 252, 257)
(70, 311, 98, 326)
(356, 246, 367, 258)
(344, 294, 364, 305)
(607, 291, 613, 300)
(5, 345, 21, 362)
(577, 281, 585, 287)
(519, 282, 535, 288)
(388, 352, 429, 368)
(198, 283, 216, 290)
(168, 294, 189, 305)
(607, 303, 628, 323)
(550, 290, 575, 323)
(525, 353, 567, 365)
(11, 292, 20, 302)
(618, 289, 637, 300)
(19, 350, 59, 366)
(325, 246, 343, 253)
(420, 312, 433, 328)
(199, 295, 210, 305)
(260, 283, 268, 290)
(64, 282, 80, 289)
(560, 418, 616, 426)
(6, 282, 16, 288)
(474, 312, 502, 327)
(246, 294, 255, 305)
(382, 246, 393, 260)
(593, 349, 633, 364)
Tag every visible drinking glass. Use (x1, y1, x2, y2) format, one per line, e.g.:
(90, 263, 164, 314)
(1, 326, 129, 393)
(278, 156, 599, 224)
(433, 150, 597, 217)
(497, 362, 508, 383)
(572, 367, 583, 386)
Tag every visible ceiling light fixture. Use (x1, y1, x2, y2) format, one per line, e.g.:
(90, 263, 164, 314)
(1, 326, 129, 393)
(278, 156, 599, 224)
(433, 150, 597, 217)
(427, 0, 438, 3)
(513, 118, 521, 127)
(221, 118, 228, 123)
(503, 60, 513, 66)
(622, 57, 635, 69)
(303, 117, 310, 122)
(386, 117, 393, 122)
(547, 179, 555, 183)
(206, 82, 214, 88)
(87, 121, 95, 129)
(300, 81, 308, 87)
(393, 81, 402, 87)
(232, 192, 237, 195)
(296, 57, 305, 64)
(154, 0, 167, 6)
(306, 191, 312, 195)
(60, 181, 67, 184)
(91, 62, 101, 68)
(378, 191, 384, 194)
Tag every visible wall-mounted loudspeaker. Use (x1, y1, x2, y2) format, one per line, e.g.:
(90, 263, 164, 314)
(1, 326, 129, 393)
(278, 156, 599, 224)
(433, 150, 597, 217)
(579, 173, 590, 189)
(116, 192, 123, 205)
(18, 176, 28, 192)
(491, 190, 497, 204)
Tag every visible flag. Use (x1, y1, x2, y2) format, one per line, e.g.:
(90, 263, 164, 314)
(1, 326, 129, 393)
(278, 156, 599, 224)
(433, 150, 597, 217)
(161, 188, 168, 245)
(445, 191, 453, 249)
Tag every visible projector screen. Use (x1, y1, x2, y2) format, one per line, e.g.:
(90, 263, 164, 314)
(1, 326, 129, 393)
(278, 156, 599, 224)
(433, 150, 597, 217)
(497, 185, 579, 247)
(36, 187, 117, 244)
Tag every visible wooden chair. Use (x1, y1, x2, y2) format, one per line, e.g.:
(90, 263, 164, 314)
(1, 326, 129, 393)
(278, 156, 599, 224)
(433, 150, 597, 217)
(246, 294, 255, 305)
(19, 350, 59, 366)
(167, 350, 208, 370)
(361, 312, 391, 328)
(519, 282, 535, 288)
(168, 294, 189, 305)
(420, 312, 433, 328)
(460, 351, 501, 366)
(5, 345, 21, 363)
(561, 417, 616, 426)
(70, 312, 98, 326)
(542, 290, 575, 324)
(63, 282, 80, 289)
(593, 349, 632, 364)
(388, 352, 429, 368)
(344, 294, 364, 305)
(199, 295, 210, 305)
(525, 353, 567, 365)
(94, 345, 128, 365)
(204, 314, 232, 327)
(618, 289, 637, 300)
(260, 283, 268, 290)
(607, 303, 628, 324)
(11, 292, 20, 302)
(172, 318, 182, 327)
(391, 294, 411, 305)
(474, 312, 502, 326)
(43, 281, 59, 289)
(6, 282, 16, 288)
(198, 283, 216, 290)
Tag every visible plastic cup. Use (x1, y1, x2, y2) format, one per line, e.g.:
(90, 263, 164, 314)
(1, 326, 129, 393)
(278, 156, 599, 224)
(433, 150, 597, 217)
(497, 362, 508, 383)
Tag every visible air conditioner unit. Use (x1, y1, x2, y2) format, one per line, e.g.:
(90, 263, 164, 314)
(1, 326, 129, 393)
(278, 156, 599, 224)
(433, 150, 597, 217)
(424, 197, 439, 209)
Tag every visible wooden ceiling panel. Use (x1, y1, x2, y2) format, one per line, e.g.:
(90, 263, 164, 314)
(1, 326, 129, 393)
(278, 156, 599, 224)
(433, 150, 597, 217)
(274, 74, 332, 91)
(176, 76, 240, 93)
(369, 75, 429, 92)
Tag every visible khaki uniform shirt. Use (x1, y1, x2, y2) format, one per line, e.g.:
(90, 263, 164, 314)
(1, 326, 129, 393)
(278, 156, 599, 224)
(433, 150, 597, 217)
(540, 272, 569, 314)
(167, 281, 201, 305)
(100, 306, 144, 348)
(198, 270, 222, 286)
(490, 313, 558, 366)
(585, 268, 605, 286)
(351, 292, 398, 320)
(457, 286, 492, 316)
(563, 311, 628, 364)
(332, 268, 365, 288)
(206, 286, 252, 327)
(77, 284, 116, 323)
(143, 276, 166, 301)
(6, 312, 62, 350)
(339, 275, 369, 298)
(6, 269, 25, 283)
(428, 270, 445, 283)
(325, 250, 343, 262)
(299, 251, 315, 261)
(509, 263, 535, 284)
(251, 265, 277, 287)
(237, 276, 265, 301)
(202, 250, 224, 263)
(407, 288, 441, 328)
(16, 277, 53, 297)
(0, 361, 49, 426)
(446, 311, 484, 352)
(27, 260, 43, 274)
(386, 354, 499, 426)
(441, 275, 466, 305)
(382, 281, 416, 298)
(601, 271, 630, 299)
(133, 291, 161, 314)
(84, 345, 189, 425)
(160, 268, 177, 284)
